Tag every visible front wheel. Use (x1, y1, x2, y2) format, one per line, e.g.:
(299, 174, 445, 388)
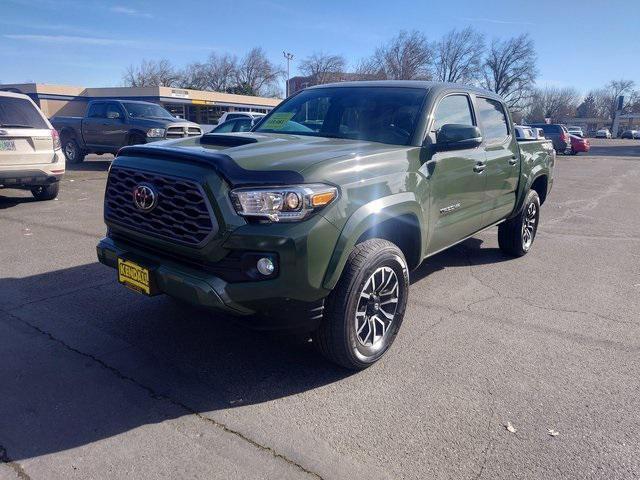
(313, 239, 409, 370)
(498, 189, 540, 257)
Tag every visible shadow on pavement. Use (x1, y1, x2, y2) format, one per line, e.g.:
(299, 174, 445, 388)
(587, 141, 640, 158)
(0, 235, 504, 461)
(0, 193, 36, 209)
(66, 157, 113, 172)
(0, 262, 352, 462)
(411, 237, 510, 284)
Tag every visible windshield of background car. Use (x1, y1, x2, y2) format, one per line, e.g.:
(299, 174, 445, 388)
(255, 87, 427, 146)
(0, 97, 48, 128)
(123, 103, 174, 120)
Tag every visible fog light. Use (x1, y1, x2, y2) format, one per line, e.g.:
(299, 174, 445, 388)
(256, 257, 275, 276)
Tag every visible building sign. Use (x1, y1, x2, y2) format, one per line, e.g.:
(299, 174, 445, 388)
(171, 89, 189, 98)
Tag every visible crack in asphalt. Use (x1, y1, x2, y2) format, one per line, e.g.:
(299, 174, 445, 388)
(472, 378, 496, 480)
(0, 445, 32, 480)
(5, 280, 113, 311)
(1, 309, 324, 480)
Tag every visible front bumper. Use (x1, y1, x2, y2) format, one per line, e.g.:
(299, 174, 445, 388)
(97, 213, 338, 329)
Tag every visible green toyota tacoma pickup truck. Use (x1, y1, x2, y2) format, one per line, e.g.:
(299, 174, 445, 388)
(97, 81, 554, 369)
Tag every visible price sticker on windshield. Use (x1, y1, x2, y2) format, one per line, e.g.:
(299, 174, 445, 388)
(262, 112, 294, 130)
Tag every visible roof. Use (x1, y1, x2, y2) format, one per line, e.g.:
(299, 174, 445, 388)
(308, 80, 500, 98)
(0, 90, 31, 100)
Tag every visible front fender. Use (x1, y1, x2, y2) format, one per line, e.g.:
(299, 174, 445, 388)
(322, 192, 424, 289)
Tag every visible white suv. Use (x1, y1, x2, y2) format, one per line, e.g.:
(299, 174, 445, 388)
(0, 91, 64, 200)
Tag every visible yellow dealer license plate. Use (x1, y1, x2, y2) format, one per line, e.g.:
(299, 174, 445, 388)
(117, 258, 156, 295)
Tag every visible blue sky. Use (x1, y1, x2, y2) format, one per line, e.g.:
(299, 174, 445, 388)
(1, 0, 637, 94)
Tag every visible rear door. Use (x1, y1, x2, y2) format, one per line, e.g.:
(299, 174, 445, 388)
(475, 96, 519, 226)
(0, 95, 55, 166)
(422, 93, 488, 254)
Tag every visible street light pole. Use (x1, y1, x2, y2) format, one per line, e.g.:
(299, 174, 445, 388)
(283, 51, 294, 97)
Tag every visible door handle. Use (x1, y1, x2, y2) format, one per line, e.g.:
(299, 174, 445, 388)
(508, 156, 518, 166)
(473, 162, 486, 173)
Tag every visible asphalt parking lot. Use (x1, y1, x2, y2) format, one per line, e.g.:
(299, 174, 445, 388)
(1, 138, 639, 480)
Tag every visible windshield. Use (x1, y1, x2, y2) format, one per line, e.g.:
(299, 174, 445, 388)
(255, 87, 427, 146)
(122, 102, 175, 120)
(0, 96, 48, 129)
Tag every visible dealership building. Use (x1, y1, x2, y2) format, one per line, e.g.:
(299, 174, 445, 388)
(0, 83, 281, 125)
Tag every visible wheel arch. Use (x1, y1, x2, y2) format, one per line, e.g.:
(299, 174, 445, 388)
(322, 192, 425, 290)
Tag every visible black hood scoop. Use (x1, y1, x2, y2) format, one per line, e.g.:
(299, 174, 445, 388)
(200, 134, 258, 147)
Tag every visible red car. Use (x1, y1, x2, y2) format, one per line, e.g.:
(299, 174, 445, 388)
(570, 134, 590, 155)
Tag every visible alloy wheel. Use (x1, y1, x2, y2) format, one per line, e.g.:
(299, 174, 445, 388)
(355, 266, 399, 348)
(522, 201, 538, 251)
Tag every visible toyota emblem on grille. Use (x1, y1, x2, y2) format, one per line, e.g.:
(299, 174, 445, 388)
(132, 184, 158, 211)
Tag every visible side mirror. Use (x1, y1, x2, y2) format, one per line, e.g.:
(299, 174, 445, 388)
(107, 111, 121, 120)
(434, 124, 482, 151)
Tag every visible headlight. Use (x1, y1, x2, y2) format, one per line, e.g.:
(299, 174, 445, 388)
(146, 128, 166, 138)
(230, 184, 338, 222)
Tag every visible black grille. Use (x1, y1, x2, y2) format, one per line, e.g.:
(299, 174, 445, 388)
(105, 167, 217, 247)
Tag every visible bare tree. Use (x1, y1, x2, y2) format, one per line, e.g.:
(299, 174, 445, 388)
(481, 34, 537, 109)
(178, 62, 210, 90)
(435, 27, 484, 84)
(123, 59, 180, 87)
(576, 93, 598, 118)
(299, 52, 346, 85)
(359, 30, 434, 80)
(527, 86, 580, 122)
(584, 80, 636, 124)
(233, 47, 283, 97)
(204, 53, 238, 92)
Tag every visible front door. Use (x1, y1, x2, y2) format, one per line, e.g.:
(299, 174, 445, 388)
(101, 102, 129, 150)
(422, 94, 488, 255)
(82, 102, 107, 147)
(475, 97, 519, 226)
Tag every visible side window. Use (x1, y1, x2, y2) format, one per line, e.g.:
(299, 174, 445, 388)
(215, 120, 236, 133)
(431, 95, 474, 140)
(477, 97, 509, 144)
(87, 103, 106, 118)
(105, 103, 122, 120)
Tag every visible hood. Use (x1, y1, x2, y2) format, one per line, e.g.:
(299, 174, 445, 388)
(162, 132, 403, 174)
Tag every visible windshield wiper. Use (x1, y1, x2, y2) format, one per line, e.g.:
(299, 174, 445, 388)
(0, 123, 36, 128)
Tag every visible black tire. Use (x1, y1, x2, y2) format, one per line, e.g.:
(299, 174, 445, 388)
(313, 239, 409, 370)
(571, 150, 578, 155)
(498, 189, 540, 257)
(31, 182, 59, 201)
(62, 138, 85, 164)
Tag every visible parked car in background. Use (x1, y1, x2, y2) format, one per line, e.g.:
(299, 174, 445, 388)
(570, 134, 590, 155)
(567, 126, 584, 137)
(216, 111, 265, 126)
(210, 117, 260, 133)
(97, 81, 555, 369)
(0, 91, 64, 200)
(51, 100, 202, 163)
(620, 129, 639, 139)
(527, 123, 571, 154)
(595, 128, 612, 139)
